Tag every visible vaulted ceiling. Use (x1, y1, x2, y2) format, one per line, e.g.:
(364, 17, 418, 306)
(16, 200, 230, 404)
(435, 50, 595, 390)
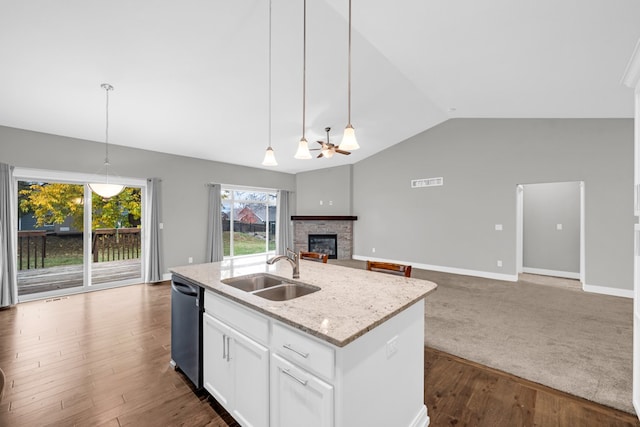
(1, 0, 639, 174)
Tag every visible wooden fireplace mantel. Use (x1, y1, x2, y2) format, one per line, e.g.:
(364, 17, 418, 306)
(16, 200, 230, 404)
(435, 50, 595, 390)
(291, 215, 358, 221)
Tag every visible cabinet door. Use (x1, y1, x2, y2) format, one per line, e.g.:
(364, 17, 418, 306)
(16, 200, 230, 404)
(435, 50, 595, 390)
(230, 329, 269, 427)
(203, 312, 234, 407)
(271, 353, 334, 427)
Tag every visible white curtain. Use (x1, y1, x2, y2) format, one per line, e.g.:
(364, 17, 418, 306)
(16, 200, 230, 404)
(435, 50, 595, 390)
(276, 190, 292, 255)
(0, 163, 18, 307)
(144, 178, 164, 283)
(206, 184, 224, 262)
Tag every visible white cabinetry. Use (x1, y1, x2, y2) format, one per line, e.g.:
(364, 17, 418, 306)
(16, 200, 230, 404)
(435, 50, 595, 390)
(203, 293, 269, 427)
(202, 290, 428, 427)
(270, 323, 335, 427)
(624, 39, 640, 418)
(271, 353, 334, 427)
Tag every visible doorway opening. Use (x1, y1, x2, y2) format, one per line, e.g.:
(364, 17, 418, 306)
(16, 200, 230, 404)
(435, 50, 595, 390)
(516, 181, 585, 287)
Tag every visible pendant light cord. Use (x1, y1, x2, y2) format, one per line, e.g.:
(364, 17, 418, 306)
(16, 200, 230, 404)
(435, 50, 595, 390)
(302, 0, 306, 138)
(268, 0, 272, 149)
(105, 85, 110, 165)
(347, 0, 352, 125)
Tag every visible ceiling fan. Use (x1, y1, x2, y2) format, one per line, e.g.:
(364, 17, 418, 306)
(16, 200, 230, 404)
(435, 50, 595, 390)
(312, 127, 352, 158)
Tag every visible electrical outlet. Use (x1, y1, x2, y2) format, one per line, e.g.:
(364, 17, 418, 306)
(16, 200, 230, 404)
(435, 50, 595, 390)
(386, 336, 398, 358)
(188, 257, 193, 264)
(556, 223, 563, 230)
(329, 200, 333, 206)
(319, 200, 323, 205)
(372, 247, 376, 253)
(495, 224, 503, 231)
(497, 260, 502, 267)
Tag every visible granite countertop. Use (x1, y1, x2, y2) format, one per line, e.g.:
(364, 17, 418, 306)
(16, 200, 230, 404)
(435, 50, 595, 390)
(170, 255, 437, 347)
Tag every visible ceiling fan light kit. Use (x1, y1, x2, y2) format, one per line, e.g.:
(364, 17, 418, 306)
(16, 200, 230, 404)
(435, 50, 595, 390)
(312, 126, 352, 158)
(89, 83, 125, 199)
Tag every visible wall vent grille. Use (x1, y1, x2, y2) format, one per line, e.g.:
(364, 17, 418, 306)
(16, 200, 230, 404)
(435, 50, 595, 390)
(411, 177, 443, 188)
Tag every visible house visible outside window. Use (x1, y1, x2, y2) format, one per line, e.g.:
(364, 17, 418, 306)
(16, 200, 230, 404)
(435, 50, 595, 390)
(222, 188, 277, 257)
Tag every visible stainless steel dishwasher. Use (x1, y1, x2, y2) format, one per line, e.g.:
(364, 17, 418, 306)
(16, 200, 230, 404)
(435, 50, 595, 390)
(170, 275, 204, 388)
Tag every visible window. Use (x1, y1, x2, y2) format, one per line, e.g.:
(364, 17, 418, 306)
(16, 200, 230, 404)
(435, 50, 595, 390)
(222, 188, 277, 257)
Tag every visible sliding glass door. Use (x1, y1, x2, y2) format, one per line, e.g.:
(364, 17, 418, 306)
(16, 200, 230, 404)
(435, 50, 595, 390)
(14, 169, 146, 301)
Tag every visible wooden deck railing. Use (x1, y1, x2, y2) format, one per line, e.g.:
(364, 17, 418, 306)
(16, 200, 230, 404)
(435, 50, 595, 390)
(17, 230, 47, 270)
(92, 228, 141, 262)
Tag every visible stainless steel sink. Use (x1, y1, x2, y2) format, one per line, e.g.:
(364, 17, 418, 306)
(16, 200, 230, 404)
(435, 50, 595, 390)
(221, 273, 284, 292)
(252, 283, 320, 301)
(221, 273, 320, 301)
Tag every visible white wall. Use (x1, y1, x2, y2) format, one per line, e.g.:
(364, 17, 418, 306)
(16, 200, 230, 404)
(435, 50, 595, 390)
(351, 118, 633, 292)
(0, 126, 295, 275)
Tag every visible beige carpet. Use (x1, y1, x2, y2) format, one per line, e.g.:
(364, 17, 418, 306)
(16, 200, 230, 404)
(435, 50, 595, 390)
(330, 260, 634, 413)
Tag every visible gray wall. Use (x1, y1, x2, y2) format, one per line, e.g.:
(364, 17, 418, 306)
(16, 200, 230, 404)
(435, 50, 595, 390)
(351, 119, 633, 292)
(295, 165, 352, 215)
(0, 126, 295, 275)
(523, 181, 580, 275)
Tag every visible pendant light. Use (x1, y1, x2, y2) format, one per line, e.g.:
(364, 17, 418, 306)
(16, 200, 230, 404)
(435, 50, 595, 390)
(339, 0, 359, 151)
(262, 0, 278, 166)
(89, 83, 125, 199)
(294, 0, 312, 160)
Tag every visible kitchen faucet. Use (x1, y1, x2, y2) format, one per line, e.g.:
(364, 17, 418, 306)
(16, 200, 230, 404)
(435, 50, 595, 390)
(266, 249, 300, 279)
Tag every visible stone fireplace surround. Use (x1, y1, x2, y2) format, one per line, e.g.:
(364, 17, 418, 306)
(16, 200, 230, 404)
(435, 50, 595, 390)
(292, 216, 357, 260)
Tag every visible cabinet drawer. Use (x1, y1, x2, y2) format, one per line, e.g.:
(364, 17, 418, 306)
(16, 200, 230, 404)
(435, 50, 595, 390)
(272, 322, 335, 380)
(205, 291, 268, 345)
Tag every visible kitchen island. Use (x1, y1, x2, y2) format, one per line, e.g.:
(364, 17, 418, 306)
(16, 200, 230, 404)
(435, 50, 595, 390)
(171, 255, 437, 427)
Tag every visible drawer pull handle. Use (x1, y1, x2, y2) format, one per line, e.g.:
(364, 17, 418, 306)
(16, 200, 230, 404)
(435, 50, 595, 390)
(222, 334, 227, 360)
(282, 368, 308, 386)
(283, 343, 309, 358)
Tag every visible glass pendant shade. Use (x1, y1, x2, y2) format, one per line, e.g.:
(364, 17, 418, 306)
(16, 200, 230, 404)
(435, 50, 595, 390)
(294, 137, 312, 159)
(262, 146, 278, 166)
(89, 182, 125, 199)
(339, 124, 359, 150)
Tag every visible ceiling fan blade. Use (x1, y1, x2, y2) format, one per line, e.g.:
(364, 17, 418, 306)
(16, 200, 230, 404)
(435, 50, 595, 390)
(316, 141, 324, 145)
(309, 148, 321, 151)
(335, 149, 351, 155)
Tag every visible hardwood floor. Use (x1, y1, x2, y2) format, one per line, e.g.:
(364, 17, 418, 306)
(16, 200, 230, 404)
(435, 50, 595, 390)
(0, 282, 638, 426)
(425, 348, 639, 427)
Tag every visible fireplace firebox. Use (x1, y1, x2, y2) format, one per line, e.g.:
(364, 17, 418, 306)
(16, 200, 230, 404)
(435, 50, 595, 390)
(308, 234, 338, 259)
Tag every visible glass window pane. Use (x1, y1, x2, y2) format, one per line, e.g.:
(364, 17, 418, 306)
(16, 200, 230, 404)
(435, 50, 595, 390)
(91, 186, 142, 286)
(17, 181, 85, 295)
(222, 189, 277, 258)
(222, 200, 231, 256)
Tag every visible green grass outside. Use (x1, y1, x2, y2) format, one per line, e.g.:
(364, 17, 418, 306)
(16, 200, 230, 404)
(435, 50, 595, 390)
(223, 231, 275, 256)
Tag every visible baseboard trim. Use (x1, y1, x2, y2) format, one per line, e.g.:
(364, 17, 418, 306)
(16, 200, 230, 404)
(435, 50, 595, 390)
(408, 405, 429, 427)
(352, 255, 518, 282)
(162, 272, 172, 281)
(583, 283, 633, 299)
(522, 267, 580, 280)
